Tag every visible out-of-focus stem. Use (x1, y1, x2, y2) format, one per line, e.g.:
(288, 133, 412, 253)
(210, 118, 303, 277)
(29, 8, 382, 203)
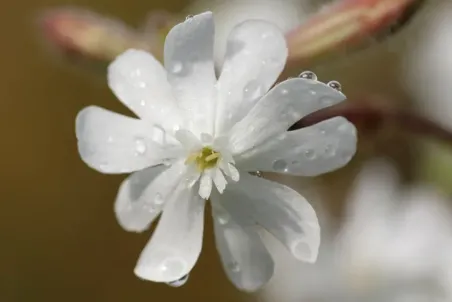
(286, 0, 425, 68)
(291, 101, 452, 145)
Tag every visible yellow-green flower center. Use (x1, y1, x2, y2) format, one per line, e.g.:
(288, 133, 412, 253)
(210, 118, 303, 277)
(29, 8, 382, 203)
(185, 146, 221, 172)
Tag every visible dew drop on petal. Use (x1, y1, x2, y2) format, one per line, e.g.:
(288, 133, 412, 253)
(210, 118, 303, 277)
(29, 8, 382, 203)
(107, 136, 114, 143)
(217, 213, 229, 225)
(171, 62, 183, 74)
(292, 240, 312, 260)
(135, 138, 147, 155)
(324, 144, 336, 157)
(228, 261, 240, 273)
(140, 100, 146, 106)
(319, 96, 334, 106)
(272, 159, 288, 172)
(154, 193, 164, 205)
(161, 258, 187, 279)
(167, 274, 189, 287)
(304, 149, 316, 160)
(299, 71, 317, 81)
(243, 81, 262, 101)
(327, 80, 342, 91)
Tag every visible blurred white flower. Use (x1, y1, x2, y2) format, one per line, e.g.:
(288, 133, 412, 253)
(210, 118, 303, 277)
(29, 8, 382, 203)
(404, 1, 452, 129)
(75, 12, 357, 290)
(189, 0, 310, 68)
(263, 160, 452, 301)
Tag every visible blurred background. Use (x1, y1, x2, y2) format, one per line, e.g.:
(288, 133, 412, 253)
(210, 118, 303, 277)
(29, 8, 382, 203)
(2, 0, 452, 301)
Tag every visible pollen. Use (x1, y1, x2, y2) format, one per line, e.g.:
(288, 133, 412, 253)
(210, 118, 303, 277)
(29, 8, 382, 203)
(185, 147, 221, 172)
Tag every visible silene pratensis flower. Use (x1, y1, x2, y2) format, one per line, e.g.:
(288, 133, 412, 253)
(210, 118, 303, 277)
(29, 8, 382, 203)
(75, 11, 357, 291)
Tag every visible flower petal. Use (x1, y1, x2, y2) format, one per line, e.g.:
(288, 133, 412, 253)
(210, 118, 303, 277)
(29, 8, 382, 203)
(237, 117, 357, 176)
(215, 20, 288, 135)
(76, 106, 181, 174)
(223, 174, 320, 263)
(108, 49, 182, 132)
(211, 197, 274, 292)
(229, 78, 346, 154)
(164, 12, 216, 135)
(134, 185, 205, 282)
(199, 173, 213, 199)
(114, 161, 186, 232)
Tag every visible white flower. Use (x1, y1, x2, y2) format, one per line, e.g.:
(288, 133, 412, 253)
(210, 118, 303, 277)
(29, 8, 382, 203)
(75, 11, 357, 291)
(404, 1, 452, 130)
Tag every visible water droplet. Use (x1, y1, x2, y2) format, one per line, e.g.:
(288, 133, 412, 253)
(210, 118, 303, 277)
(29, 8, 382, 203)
(161, 258, 187, 280)
(217, 214, 229, 225)
(299, 71, 317, 81)
(272, 159, 288, 172)
(327, 80, 342, 91)
(320, 129, 326, 135)
(171, 62, 183, 74)
(154, 193, 164, 205)
(137, 81, 146, 88)
(173, 125, 180, 132)
(228, 261, 240, 273)
(185, 15, 194, 21)
(107, 136, 114, 143)
(249, 125, 255, 132)
(319, 96, 334, 106)
(281, 89, 289, 95)
(135, 138, 147, 155)
(167, 274, 189, 287)
(262, 59, 267, 65)
(243, 81, 262, 101)
(292, 241, 312, 260)
(304, 149, 316, 160)
(324, 144, 336, 157)
(140, 100, 146, 106)
(253, 171, 263, 178)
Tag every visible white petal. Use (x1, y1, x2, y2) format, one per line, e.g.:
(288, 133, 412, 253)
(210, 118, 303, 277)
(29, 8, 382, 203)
(114, 161, 187, 232)
(164, 12, 216, 135)
(199, 173, 213, 199)
(224, 174, 320, 263)
(211, 168, 227, 193)
(237, 117, 357, 176)
(134, 185, 205, 282)
(229, 78, 346, 154)
(76, 106, 180, 174)
(219, 160, 240, 182)
(174, 129, 202, 152)
(215, 20, 287, 135)
(211, 198, 274, 292)
(108, 49, 183, 132)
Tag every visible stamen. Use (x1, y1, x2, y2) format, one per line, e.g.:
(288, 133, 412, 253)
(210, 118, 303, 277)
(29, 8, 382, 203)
(205, 153, 220, 162)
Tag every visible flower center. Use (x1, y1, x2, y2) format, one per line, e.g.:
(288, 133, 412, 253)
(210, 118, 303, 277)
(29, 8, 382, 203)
(185, 146, 221, 172)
